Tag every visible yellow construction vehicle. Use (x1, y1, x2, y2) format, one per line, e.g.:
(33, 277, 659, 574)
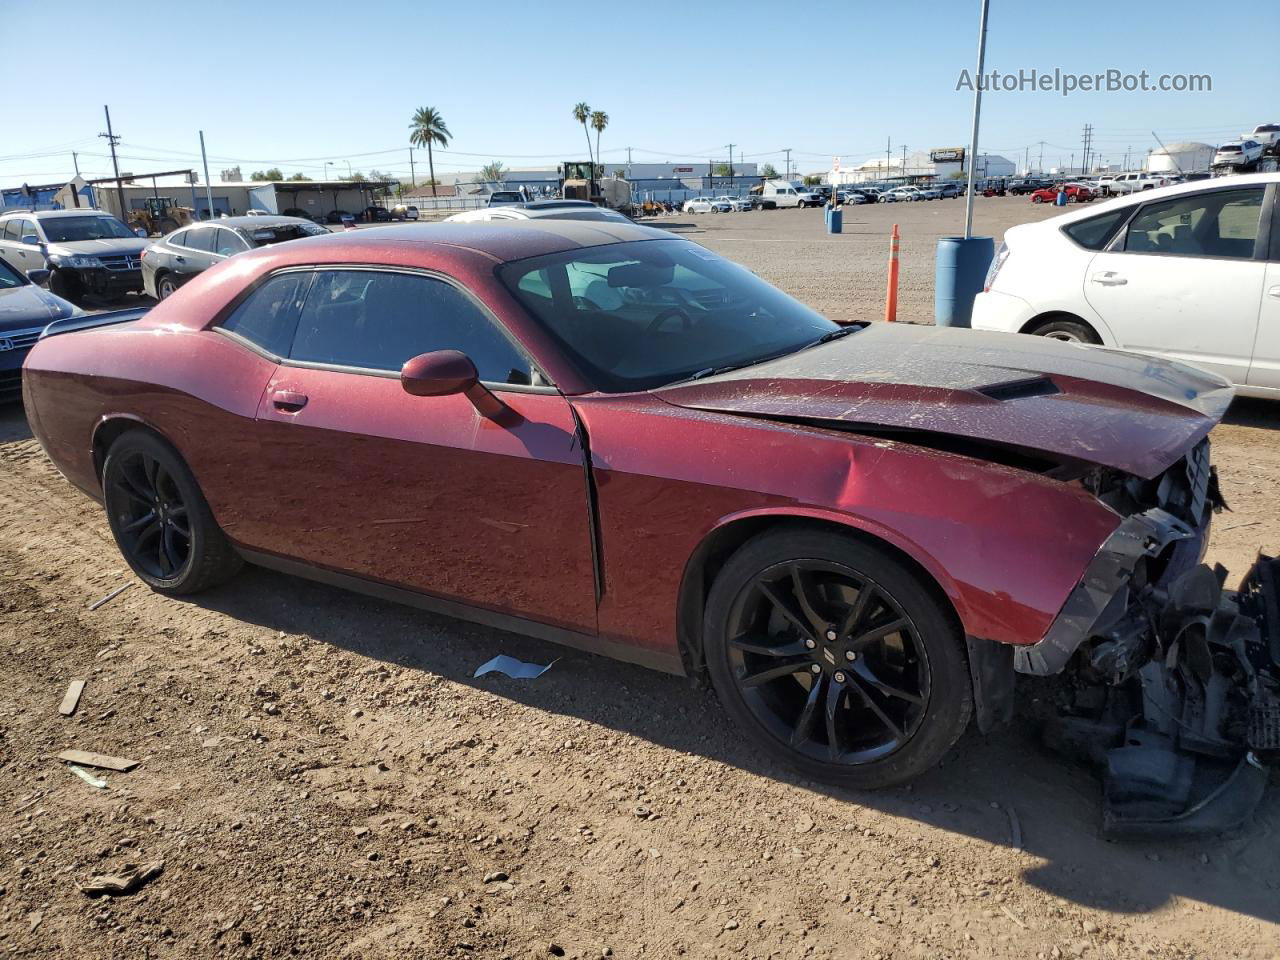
(129, 196, 195, 236)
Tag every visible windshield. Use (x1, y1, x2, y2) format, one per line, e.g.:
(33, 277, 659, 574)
(40, 216, 135, 243)
(0, 258, 23, 288)
(500, 238, 838, 392)
(246, 222, 328, 246)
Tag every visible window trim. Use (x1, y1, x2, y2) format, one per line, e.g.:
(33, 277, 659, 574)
(211, 263, 557, 393)
(1098, 184, 1272, 262)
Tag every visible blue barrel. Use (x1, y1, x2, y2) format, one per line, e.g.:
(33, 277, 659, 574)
(825, 206, 843, 234)
(934, 236, 994, 328)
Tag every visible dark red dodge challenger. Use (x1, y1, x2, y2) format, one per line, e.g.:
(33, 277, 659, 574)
(22, 222, 1278, 834)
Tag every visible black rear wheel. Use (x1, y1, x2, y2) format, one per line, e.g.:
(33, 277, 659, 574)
(102, 431, 242, 594)
(704, 529, 972, 789)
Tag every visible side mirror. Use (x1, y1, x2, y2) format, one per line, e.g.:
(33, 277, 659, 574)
(401, 350, 510, 420)
(21, 235, 40, 246)
(26, 269, 50, 286)
(134, 227, 147, 237)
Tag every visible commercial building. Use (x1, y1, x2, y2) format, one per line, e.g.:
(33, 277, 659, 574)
(75, 178, 396, 222)
(829, 150, 1015, 184)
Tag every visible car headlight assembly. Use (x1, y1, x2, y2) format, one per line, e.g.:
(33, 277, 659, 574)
(49, 254, 104, 269)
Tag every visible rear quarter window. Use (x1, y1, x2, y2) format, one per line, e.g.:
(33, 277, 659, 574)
(1061, 209, 1130, 251)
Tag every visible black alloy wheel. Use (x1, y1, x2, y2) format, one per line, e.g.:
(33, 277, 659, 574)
(107, 448, 192, 580)
(102, 430, 242, 594)
(725, 559, 930, 765)
(704, 530, 972, 789)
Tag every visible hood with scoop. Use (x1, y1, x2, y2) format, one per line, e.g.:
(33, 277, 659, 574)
(654, 324, 1233, 479)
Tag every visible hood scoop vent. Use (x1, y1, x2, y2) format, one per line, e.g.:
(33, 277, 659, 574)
(977, 376, 1060, 402)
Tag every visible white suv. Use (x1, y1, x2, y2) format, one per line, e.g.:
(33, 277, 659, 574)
(971, 172, 1280, 398)
(1213, 140, 1265, 169)
(1105, 171, 1176, 195)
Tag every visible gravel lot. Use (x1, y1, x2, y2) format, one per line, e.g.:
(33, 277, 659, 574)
(2, 200, 1279, 959)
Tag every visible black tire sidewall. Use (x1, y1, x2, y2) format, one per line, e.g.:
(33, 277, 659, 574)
(101, 431, 231, 594)
(703, 529, 973, 790)
(49, 269, 83, 305)
(1032, 318, 1101, 344)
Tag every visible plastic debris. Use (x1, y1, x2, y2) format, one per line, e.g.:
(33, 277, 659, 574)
(87, 583, 132, 611)
(473, 655, 556, 680)
(67, 765, 107, 789)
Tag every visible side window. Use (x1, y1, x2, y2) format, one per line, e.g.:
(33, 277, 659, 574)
(216, 272, 310, 358)
(184, 228, 217, 253)
(19, 220, 38, 242)
(1062, 208, 1130, 251)
(214, 229, 249, 256)
(289, 269, 533, 385)
(1123, 188, 1264, 258)
(168, 230, 189, 248)
(1, 221, 19, 242)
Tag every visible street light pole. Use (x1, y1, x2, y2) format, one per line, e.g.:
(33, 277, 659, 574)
(961, 0, 990, 239)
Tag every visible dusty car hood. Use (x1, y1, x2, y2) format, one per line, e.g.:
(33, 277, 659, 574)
(654, 324, 1233, 479)
(48, 238, 149, 258)
(0, 284, 78, 331)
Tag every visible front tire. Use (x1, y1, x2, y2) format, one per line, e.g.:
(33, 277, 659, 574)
(703, 529, 972, 789)
(102, 430, 242, 594)
(49, 268, 84, 305)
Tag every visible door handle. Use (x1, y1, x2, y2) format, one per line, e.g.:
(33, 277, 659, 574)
(1091, 271, 1127, 286)
(175, 255, 185, 263)
(271, 389, 308, 412)
(1268, 285, 1280, 300)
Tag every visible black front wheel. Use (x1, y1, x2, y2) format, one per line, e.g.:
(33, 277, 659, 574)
(704, 529, 972, 789)
(102, 430, 242, 594)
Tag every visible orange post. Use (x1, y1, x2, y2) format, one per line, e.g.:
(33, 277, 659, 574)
(885, 223, 900, 322)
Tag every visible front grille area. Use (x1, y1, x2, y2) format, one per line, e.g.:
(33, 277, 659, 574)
(0, 328, 43, 352)
(98, 253, 142, 272)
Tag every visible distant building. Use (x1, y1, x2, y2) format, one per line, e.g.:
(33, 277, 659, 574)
(830, 151, 1014, 184)
(1145, 141, 1216, 174)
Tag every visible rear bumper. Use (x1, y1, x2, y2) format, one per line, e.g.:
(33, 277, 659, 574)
(970, 290, 1035, 334)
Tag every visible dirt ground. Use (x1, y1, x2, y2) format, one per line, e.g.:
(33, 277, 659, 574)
(2, 203, 1279, 959)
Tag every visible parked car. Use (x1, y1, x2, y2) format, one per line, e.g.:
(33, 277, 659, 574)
(1245, 123, 1280, 156)
(486, 191, 526, 207)
(761, 181, 804, 208)
(1092, 175, 1117, 196)
(0, 256, 79, 402)
(1213, 140, 1265, 169)
(1029, 184, 1094, 203)
(363, 207, 393, 223)
(973, 172, 1278, 397)
(23, 220, 1277, 832)
(0, 209, 146, 305)
(881, 188, 920, 203)
(444, 200, 631, 224)
(392, 205, 420, 221)
(1007, 179, 1048, 196)
(683, 197, 731, 213)
(796, 188, 825, 208)
(935, 182, 963, 198)
(1106, 172, 1176, 195)
(325, 210, 353, 224)
(141, 216, 329, 300)
(914, 185, 942, 200)
(718, 196, 751, 212)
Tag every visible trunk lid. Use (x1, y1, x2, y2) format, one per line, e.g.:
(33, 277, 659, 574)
(654, 324, 1233, 478)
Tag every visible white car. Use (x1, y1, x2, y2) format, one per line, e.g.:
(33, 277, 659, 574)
(683, 197, 731, 213)
(971, 172, 1279, 397)
(1213, 140, 1265, 169)
(719, 196, 751, 212)
(881, 187, 920, 203)
(444, 200, 631, 224)
(914, 185, 942, 200)
(1105, 171, 1177, 195)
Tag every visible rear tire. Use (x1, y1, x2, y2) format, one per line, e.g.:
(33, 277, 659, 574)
(101, 430, 242, 595)
(1028, 316, 1101, 345)
(156, 274, 179, 300)
(703, 528, 972, 790)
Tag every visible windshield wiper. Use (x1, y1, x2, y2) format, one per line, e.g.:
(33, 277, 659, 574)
(809, 325, 859, 347)
(665, 326, 862, 387)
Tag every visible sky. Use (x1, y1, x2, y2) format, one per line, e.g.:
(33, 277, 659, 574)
(3, 0, 1274, 189)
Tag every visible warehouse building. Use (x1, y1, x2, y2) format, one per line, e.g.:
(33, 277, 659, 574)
(85, 177, 396, 222)
(829, 150, 1015, 184)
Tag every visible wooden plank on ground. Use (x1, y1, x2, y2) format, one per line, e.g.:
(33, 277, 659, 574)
(56, 750, 138, 772)
(58, 680, 86, 717)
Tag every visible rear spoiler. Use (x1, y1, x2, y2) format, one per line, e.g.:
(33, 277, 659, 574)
(40, 307, 149, 340)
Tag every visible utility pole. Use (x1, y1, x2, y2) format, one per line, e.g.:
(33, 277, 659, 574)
(902, 145, 908, 178)
(99, 105, 125, 222)
(626, 146, 632, 179)
(1081, 123, 1093, 175)
(71, 151, 80, 176)
(1024, 145, 1030, 175)
(409, 147, 416, 189)
(727, 144, 734, 180)
(1038, 141, 1045, 173)
(783, 148, 792, 182)
(886, 138, 891, 181)
(198, 131, 215, 221)
(961, 0, 990, 239)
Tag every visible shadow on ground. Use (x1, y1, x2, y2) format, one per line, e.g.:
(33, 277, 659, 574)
(1225, 396, 1280, 431)
(184, 562, 1280, 927)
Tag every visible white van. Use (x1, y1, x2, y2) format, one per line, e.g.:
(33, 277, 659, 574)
(762, 180, 823, 208)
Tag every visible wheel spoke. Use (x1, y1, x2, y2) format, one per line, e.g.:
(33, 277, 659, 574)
(789, 563, 829, 634)
(758, 581, 819, 642)
(789, 674, 825, 747)
(728, 634, 811, 658)
(852, 659, 924, 706)
(121, 509, 157, 534)
(836, 583, 879, 641)
(134, 519, 163, 547)
(169, 515, 191, 539)
(740, 657, 810, 688)
(848, 676, 905, 744)
(161, 526, 180, 574)
(849, 617, 909, 653)
(142, 456, 160, 493)
(824, 679, 846, 760)
(117, 468, 153, 506)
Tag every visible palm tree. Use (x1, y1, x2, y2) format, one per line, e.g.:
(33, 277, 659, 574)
(590, 111, 609, 177)
(479, 160, 507, 184)
(572, 102, 593, 171)
(408, 106, 451, 198)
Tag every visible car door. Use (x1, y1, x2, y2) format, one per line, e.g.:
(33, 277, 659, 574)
(1248, 194, 1280, 392)
(244, 266, 598, 634)
(1082, 184, 1268, 385)
(172, 226, 221, 280)
(7, 219, 45, 272)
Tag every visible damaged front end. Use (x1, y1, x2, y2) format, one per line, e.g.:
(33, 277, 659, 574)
(1015, 440, 1280, 837)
